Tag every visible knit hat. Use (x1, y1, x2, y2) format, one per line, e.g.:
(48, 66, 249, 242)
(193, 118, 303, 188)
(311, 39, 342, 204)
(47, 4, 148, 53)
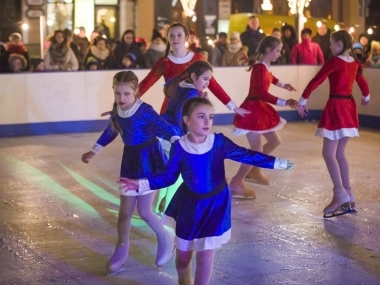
(30, 57, 43, 69)
(151, 29, 163, 42)
(123, 53, 137, 62)
(135, 37, 147, 47)
(86, 56, 99, 69)
(352, 43, 364, 52)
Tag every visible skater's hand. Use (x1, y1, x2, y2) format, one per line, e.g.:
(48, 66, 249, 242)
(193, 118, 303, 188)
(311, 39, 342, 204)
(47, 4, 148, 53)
(101, 110, 112, 117)
(286, 99, 299, 110)
(118, 177, 139, 193)
(361, 98, 369, 106)
(283, 83, 296, 92)
(81, 151, 95, 163)
(201, 91, 209, 99)
(234, 107, 251, 117)
(298, 104, 308, 117)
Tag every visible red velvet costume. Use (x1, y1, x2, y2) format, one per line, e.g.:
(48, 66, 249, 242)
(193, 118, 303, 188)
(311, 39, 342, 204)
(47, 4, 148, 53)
(300, 56, 370, 139)
(233, 62, 286, 133)
(138, 51, 234, 114)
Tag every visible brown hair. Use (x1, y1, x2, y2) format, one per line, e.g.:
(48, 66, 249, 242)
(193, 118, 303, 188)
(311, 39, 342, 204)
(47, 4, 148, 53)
(331, 30, 363, 74)
(181, 97, 213, 134)
(111, 71, 139, 134)
(248, 36, 281, 71)
(164, 60, 213, 98)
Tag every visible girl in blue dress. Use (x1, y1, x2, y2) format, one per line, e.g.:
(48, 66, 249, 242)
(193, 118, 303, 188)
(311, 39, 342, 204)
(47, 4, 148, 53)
(119, 97, 293, 284)
(81, 71, 180, 274)
(154, 60, 214, 214)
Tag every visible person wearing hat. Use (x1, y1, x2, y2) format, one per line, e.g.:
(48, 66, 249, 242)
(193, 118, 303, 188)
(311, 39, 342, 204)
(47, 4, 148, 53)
(352, 42, 364, 63)
(7, 53, 27, 73)
(85, 56, 99, 70)
(221, 31, 248, 67)
(290, 27, 324, 65)
(121, 53, 137, 69)
(6, 32, 30, 71)
(144, 29, 166, 68)
(188, 29, 201, 52)
(30, 57, 45, 72)
(209, 32, 228, 66)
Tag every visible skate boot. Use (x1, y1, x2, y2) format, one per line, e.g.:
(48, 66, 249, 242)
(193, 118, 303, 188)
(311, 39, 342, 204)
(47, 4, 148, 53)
(323, 190, 351, 218)
(244, 167, 270, 185)
(155, 229, 175, 269)
(106, 242, 128, 275)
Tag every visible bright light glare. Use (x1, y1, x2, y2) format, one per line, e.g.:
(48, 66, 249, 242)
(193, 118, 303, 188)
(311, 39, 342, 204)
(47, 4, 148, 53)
(367, 28, 373, 35)
(349, 27, 355, 33)
(21, 23, 29, 30)
(334, 24, 340, 31)
(207, 39, 213, 45)
(110, 17, 116, 23)
(316, 21, 322, 27)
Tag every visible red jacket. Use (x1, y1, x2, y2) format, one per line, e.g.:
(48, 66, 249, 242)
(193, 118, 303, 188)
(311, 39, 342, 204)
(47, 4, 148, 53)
(291, 38, 324, 65)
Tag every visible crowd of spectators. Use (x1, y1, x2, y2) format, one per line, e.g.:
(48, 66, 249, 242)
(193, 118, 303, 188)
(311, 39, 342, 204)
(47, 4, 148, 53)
(1, 19, 380, 74)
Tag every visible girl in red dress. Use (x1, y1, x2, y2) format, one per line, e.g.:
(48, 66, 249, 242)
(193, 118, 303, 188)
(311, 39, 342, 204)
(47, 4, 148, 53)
(230, 36, 298, 199)
(138, 22, 249, 211)
(298, 30, 370, 217)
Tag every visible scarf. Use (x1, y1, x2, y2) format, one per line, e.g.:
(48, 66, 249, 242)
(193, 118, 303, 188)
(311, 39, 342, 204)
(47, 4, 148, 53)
(49, 42, 68, 64)
(90, 46, 110, 60)
(227, 41, 242, 53)
(150, 42, 166, 53)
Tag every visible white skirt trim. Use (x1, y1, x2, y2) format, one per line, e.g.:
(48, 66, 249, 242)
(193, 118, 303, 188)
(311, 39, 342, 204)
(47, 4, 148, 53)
(315, 128, 359, 140)
(161, 215, 231, 252)
(232, 117, 286, 136)
(120, 189, 155, 196)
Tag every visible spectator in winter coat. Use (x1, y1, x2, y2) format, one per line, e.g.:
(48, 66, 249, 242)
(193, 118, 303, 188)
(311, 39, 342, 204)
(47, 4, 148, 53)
(113, 30, 146, 69)
(291, 28, 324, 65)
(281, 24, 298, 52)
(240, 16, 265, 60)
(83, 36, 115, 70)
(312, 21, 331, 62)
(221, 32, 248, 67)
(271, 28, 291, 65)
(73, 26, 90, 65)
(6, 32, 30, 70)
(43, 30, 79, 71)
(209, 32, 228, 67)
(144, 29, 166, 68)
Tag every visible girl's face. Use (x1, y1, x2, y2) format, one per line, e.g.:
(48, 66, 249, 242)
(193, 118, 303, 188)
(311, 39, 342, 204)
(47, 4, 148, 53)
(373, 46, 380, 56)
(122, 57, 132, 67)
(123, 33, 134, 45)
(184, 104, 214, 139)
(266, 43, 282, 62)
(168, 26, 188, 50)
(96, 40, 106, 51)
(114, 83, 137, 111)
(191, 70, 213, 91)
(55, 32, 64, 44)
(330, 37, 343, 56)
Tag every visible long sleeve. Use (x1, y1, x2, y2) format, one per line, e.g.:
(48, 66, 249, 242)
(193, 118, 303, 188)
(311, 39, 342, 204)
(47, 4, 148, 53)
(301, 59, 334, 100)
(66, 48, 79, 71)
(96, 120, 118, 147)
(356, 64, 370, 97)
(138, 57, 164, 96)
(316, 45, 324, 65)
(143, 105, 180, 141)
(290, 45, 299, 64)
(222, 135, 276, 169)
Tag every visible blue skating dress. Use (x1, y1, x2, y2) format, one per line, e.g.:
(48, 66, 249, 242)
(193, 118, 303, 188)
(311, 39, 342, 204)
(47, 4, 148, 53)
(94, 98, 179, 196)
(138, 133, 288, 251)
(161, 81, 201, 136)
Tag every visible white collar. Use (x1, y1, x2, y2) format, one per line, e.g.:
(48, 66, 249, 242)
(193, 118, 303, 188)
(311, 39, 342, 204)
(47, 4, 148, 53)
(337, 55, 354, 62)
(168, 51, 195, 64)
(179, 80, 197, 89)
(255, 61, 271, 72)
(117, 98, 143, 118)
(179, 133, 215, 154)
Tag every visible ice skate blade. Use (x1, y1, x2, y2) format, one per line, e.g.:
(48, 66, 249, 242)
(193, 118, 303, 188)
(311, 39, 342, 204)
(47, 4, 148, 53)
(157, 246, 176, 270)
(231, 193, 256, 200)
(244, 177, 270, 185)
(323, 202, 352, 218)
(106, 266, 127, 276)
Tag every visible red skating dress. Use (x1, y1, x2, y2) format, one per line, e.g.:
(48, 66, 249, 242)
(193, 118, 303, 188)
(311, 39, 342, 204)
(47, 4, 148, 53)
(138, 51, 235, 114)
(300, 56, 370, 140)
(233, 62, 287, 135)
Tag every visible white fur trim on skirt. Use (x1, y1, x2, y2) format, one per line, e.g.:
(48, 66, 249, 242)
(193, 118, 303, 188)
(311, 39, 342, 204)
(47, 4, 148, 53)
(315, 127, 359, 140)
(161, 215, 231, 252)
(232, 117, 286, 136)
